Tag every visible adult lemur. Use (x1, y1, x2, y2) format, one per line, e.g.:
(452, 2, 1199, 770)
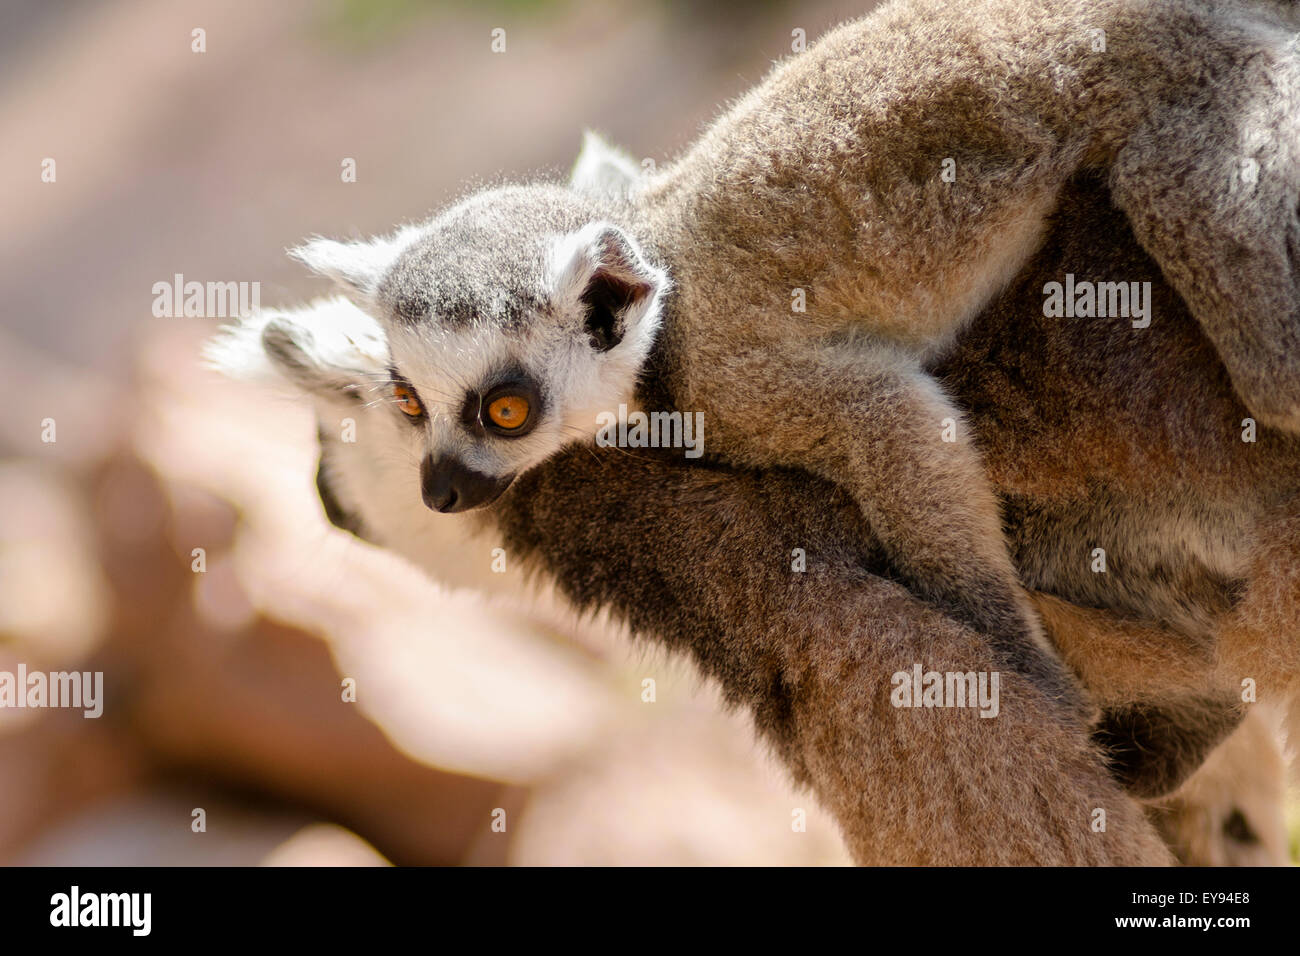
(208, 165, 1300, 863)
(238, 0, 1300, 720)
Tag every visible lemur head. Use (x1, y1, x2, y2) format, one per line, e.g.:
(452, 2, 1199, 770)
(250, 135, 664, 516)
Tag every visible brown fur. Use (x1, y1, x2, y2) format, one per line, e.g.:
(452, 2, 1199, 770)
(614, 0, 1300, 721)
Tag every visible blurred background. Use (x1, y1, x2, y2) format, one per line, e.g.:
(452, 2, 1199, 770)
(0, 0, 879, 865)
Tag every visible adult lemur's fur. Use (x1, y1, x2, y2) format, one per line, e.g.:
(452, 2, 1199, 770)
(210, 165, 1299, 864)
(207, 4, 1300, 861)
(272, 0, 1300, 724)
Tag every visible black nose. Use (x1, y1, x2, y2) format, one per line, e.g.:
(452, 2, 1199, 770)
(420, 455, 515, 513)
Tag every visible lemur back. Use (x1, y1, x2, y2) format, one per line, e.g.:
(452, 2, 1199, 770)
(637, 0, 1300, 383)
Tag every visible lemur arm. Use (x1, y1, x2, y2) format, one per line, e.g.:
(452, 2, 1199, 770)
(678, 334, 1088, 721)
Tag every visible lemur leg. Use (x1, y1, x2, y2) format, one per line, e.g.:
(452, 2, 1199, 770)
(692, 338, 1089, 719)
(1110, 95, 1300, 433)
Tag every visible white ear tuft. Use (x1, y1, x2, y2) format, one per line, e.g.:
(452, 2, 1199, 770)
(289, 226, 420, 299)
(570, 131, 643, 197)
(202, 308, 283, 383)
(204, 296, 390, 398)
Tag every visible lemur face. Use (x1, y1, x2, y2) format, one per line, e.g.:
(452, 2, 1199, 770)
(205, 139, 660, 528)
(283, 184, 667, 514)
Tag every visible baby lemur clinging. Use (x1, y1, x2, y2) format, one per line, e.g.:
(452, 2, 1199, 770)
(284, 0, 1300, 710)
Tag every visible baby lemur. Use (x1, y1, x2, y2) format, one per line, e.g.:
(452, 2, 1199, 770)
(283, 0, 1300, 710)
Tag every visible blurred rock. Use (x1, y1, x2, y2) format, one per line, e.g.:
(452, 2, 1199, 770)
(0, 327, 851, 864)
(261, 822, 390, 867)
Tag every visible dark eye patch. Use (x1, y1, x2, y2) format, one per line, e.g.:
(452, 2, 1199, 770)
(460, 366, 543, 438)
(387, 366, 427, 422)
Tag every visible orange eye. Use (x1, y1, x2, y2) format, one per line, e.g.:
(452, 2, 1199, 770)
(393, 383, 424, 417)
(486, 393, 530, 431)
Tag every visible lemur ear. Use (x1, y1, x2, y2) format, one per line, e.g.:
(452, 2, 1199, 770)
(570, 131, 642, 197)
(289, 227, 419, 300)
(551, 222, 668, 353)
(204, 296, 389, 402)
